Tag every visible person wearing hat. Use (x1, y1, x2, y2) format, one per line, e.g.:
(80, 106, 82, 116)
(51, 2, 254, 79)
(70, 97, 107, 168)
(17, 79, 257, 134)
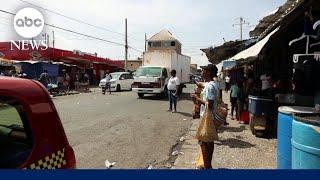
(191, 64, 218, 169)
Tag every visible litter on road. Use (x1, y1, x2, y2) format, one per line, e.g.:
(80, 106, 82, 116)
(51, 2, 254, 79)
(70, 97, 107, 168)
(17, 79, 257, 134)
(172, 150, 184, 156)
(179, 137, 185, 142)
(105, 160, 116, 169)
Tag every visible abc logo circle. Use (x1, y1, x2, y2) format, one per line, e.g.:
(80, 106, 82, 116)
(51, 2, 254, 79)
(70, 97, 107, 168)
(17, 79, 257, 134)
(14, 8, 44, 38)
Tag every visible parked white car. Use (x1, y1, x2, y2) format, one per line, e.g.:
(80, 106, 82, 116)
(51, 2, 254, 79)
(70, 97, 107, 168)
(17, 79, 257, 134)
(99, 72, 134, 92)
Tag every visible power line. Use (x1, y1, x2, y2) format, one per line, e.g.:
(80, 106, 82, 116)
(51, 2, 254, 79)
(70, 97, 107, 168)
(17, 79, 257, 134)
(18, 0, 142, 42)
(46, 23, 125, 46)
(18, 0, 124, 36)
(0, 9, 15, 16)
(0, 9, 144, 53)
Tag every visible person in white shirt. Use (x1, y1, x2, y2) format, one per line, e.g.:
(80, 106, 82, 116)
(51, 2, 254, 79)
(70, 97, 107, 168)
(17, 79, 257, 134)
(103, 70, 112, 95)
(260, 73, 272, 91)
(260, 73, 273, 97)
(167, 69, 180, 113)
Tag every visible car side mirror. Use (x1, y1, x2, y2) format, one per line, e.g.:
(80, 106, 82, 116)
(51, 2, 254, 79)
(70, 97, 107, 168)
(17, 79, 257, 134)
(120, 77, 125, 80)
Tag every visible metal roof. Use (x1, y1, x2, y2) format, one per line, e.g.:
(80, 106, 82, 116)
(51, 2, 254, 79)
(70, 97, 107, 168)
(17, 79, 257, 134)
(250, 0, 305, 38)
(231, 27, 279, 60)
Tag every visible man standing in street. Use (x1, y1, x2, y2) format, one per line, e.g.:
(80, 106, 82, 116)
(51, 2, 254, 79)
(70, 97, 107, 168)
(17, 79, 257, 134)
(38, 69, 50, 88)
(167, 69, 180, 113)
(103, 70, 112, 95)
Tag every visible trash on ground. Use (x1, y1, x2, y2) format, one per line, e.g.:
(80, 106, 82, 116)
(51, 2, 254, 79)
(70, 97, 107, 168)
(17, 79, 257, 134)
(179, 137, 185, 142)
(172, 150, 179, 156)
(105, 160, 116, 169)
(172, 150, 184, 156)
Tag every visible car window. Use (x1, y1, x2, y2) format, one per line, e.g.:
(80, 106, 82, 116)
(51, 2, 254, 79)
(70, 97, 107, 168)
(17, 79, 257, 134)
(110, 73, 121, 80)
(0, 97, 33, 169)
(0, 103, 23, 128)
(119, 74, 125, 80)
(135, 67, 162, 77)
(125, 74, 132, 79)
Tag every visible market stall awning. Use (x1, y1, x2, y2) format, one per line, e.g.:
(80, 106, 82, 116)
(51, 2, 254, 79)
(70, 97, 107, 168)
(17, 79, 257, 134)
(200, 39, 256, 64)
(231, 27, 279, 60)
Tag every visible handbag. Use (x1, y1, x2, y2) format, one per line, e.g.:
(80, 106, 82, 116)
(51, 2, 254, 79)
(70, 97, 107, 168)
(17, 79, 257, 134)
(195, 104, 219, 142)
(214, 103, 228, 128)
(213, 84, 228, 128)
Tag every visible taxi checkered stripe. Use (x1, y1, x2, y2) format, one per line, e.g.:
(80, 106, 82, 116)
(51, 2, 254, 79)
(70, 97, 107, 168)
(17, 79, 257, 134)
(28, 148, 67, 169)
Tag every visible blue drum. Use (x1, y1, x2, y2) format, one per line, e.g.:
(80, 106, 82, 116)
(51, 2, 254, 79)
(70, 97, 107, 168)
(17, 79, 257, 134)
(292, 114, 320, 169)
(277, 106, 318, 169)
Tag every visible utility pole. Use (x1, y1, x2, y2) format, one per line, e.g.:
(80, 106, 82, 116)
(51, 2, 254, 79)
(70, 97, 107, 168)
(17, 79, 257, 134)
(144, 33, 147, 52)
(52, 30, 55, 62)
(143, 33, 147, 66)
(125, 18, 128, 72)
(47, 34, 50, 47)
(232, 17, 249, 41)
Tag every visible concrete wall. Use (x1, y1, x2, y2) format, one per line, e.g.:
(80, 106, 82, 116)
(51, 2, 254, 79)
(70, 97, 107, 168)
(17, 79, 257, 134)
(127, 60, 142, 72)
(148, 40, 181, 54)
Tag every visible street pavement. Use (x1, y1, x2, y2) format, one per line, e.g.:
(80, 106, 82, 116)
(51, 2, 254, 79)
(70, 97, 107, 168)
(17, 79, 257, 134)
(52, 86, 194, 169)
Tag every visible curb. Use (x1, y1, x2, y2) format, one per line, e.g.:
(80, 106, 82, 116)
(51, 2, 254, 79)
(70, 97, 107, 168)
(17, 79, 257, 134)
(171, 119, 200, 169)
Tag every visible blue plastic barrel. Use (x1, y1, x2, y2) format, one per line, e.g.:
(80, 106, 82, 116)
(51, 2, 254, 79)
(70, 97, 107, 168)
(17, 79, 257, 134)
(292, 114, 320, 169)
(277, 106, 318, 169)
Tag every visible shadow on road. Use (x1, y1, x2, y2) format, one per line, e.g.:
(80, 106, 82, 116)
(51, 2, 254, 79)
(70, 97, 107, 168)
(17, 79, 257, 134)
(219, 125, 247, 133)
(176, 112, 192, 118)
(216, 138, 255, 149)
(138, 93, 192, 101)
(138, 95, 168, 101)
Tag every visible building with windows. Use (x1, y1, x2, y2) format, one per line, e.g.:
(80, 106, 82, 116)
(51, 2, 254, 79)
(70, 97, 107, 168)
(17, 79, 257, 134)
(147, 29, 182, 54)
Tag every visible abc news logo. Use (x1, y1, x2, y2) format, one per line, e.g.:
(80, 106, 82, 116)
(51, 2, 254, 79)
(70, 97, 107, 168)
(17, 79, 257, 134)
(15, 16, 43, 28)
(11, 7, 48, 51)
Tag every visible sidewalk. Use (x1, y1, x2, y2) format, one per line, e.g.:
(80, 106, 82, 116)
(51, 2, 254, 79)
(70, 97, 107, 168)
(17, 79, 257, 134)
(172, 91, 277, 169)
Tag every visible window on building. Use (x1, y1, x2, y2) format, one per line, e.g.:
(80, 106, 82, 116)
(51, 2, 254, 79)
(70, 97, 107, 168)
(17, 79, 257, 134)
(171, 41, 176, 47)
(148, 42, 152, 47)
(163, 42, 171, 47)
(152, 41, 161, 47)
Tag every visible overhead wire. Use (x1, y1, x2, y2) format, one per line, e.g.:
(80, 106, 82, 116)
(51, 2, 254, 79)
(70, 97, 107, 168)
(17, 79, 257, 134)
(18, 0, 143, 42)
(0, 9, 144, 53)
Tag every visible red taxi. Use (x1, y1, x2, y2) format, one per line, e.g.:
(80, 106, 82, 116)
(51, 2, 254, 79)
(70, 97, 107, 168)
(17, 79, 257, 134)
(0, 77, 76, 169)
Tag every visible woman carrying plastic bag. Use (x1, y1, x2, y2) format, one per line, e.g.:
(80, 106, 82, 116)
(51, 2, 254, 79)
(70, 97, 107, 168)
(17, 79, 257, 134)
(191, 64, 219, 169)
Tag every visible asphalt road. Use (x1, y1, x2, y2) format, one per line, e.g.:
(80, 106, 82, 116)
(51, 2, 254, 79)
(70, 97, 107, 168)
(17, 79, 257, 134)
(52, 87, 194, 169)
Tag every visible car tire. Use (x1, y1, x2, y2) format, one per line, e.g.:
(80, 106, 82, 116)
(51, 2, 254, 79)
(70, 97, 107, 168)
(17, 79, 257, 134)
(138, 93, 144, 98)
(116, 84, 121, 92)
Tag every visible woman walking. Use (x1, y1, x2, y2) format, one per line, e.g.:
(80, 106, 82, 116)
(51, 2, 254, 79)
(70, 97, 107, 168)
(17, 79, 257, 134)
(167, 69, 180, 113)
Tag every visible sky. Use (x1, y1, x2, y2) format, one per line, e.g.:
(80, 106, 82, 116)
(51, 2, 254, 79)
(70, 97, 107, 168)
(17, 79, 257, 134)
(0, 0, 286, 66)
